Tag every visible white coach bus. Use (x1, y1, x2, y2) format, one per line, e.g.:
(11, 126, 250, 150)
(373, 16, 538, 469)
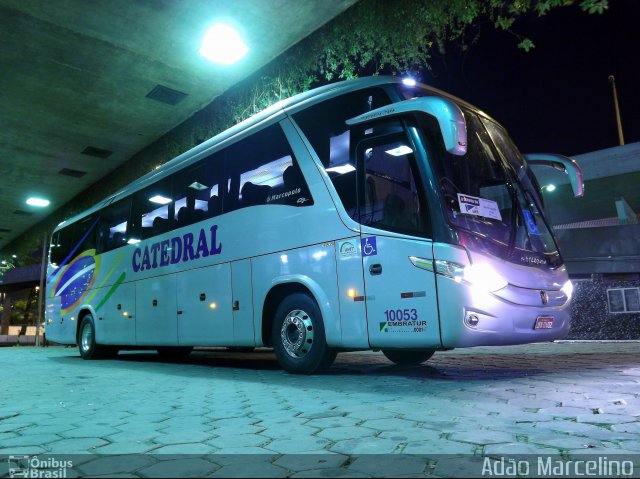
(46, 76, 583, 374)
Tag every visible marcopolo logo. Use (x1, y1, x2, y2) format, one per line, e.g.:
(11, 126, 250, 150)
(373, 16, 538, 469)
(8, 456, 73, 478)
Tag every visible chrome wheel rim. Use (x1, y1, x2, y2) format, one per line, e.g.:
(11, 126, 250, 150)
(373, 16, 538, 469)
(280, 309, 314, 358)
(81, 322, 92, 353)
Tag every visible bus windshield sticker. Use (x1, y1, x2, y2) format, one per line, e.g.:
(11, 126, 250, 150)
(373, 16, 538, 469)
(361, 236, 377, 256)
(457, 193, 502, 221)
(339, 240, 358, 258)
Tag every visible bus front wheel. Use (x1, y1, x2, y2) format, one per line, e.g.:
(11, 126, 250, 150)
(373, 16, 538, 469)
(271, 293, 336, 374)
(78, 316, 118, 360)
(382, 349, 435, 366)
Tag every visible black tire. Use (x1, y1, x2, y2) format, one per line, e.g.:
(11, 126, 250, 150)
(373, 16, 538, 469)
(78, 315, 118, 360)
(227, 347, 256, 353)
(157, 346, 193, 360)
(382, 349, 435, 366)
(271, 293, 336, 374)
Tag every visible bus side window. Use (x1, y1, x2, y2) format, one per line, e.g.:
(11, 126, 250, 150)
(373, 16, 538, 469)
(292, 88, 392, 220)
(172, 154, 223, 227)
(356, 132, 431, 238)
(132, 178, 172, 239)
(96, 198, 132, 253)
(224, 124, 312, 213)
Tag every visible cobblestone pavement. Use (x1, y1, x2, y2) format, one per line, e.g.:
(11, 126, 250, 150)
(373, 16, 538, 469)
(0, 342, 639, 477)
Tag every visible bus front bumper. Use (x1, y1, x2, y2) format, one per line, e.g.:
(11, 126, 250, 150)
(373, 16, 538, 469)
(437, 276, 572, 348)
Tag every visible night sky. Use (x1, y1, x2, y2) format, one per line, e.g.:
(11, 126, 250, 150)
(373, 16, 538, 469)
(419, 0, 639, 156)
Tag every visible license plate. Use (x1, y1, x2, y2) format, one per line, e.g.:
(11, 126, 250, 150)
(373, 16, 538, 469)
(534, 316, 554, 330)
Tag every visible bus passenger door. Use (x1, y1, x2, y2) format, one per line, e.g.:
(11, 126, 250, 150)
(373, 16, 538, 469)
(135, 275, 177, 346)
(360, 233, 440, 349)
(177, 264, 234, 346)
(355, 131, 441, 349)
(231, 259, 254, 346)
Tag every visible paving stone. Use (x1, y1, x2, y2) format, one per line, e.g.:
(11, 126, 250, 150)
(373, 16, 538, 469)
(348, 455, 428, 476)
(46, 437, 109, 453)
(305, 417, 361, 429)
(484, 442, 558, 455)
(209, 463, 288, 478)
(265, 437, 332, 454)
(59, 426, 120, 438)
(448, 430, 513, 445)
(378, 427, 443, 442)
(207, 433, 270, 449)
(359, 418, 417, 431)
(402, 440, 476, 454)
(149, 443, 217, 454)
(95, 441, 158, 454)
(290, 469, 370, 478)
(76, 455, 156, 476)
(0, 446, 47, 454)
(138, 458, 219, 477)
(329, 437, 401, 454)
(611, 422, 640, 434)
(0, 434, 61, 447)
(317, 426, 377, 441)
(153, 430, 212, 445)
(260, 425, 319, 439)
(273, 454, 348, 472)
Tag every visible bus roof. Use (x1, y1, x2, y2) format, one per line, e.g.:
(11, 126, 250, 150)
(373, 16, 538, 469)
(54, 75, 494, 232)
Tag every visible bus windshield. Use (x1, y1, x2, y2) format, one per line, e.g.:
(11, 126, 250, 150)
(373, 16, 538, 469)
(418, 109, 561, 269)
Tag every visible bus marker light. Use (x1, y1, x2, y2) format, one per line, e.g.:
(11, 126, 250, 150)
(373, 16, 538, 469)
(347, 289, 357, 298)
(209, 303, 217, 309)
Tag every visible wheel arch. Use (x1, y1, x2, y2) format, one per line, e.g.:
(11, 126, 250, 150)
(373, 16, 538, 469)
(260, 275, 339, 347)
(76, 306, 98, 344)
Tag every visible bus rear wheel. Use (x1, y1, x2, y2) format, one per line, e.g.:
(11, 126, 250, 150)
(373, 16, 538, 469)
(78, 315, 118, 360)
(382, 349, 435, 366)
(271, 293, 336, 374)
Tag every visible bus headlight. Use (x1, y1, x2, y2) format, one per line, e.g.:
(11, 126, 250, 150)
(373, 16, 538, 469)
(464, 263, 508, 292)
(561, 280, 574, 298)
(435, 260, 508, 293)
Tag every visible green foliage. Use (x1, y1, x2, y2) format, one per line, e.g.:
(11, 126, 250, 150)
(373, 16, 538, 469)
(213, 0, 608, 127)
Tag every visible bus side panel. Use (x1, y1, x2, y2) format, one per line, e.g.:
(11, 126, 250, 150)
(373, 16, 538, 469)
(94, 282, 136, 345)
(231, 259, 255, 346)
(45, 296, 75, 345)
(177, 263, 234, 346)
(251, 244, 341, 348)
(334, 237, 369, 349)
(135, 274, 177, 346)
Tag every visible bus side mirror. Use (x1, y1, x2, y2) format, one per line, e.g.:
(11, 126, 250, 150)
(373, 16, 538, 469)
(524, 153, 584, 198)
(346, 96, 467, 156)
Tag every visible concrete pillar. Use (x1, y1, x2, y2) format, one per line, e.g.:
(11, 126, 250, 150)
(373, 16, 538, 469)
(1, 292, 11, 335)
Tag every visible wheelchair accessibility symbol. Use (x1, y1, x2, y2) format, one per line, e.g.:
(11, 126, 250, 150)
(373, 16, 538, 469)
(361, 236, 377, 256)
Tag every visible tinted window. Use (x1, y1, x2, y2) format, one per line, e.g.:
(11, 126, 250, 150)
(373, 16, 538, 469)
(293, 88, 392, 219)
(131, 178, 173, 240)
(357, 132, 430, 237)
(50, 215, 99, 266)
(173, 157, 223, 229)
(96, 199, 132, 253)
(224, 124, 312, 212)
